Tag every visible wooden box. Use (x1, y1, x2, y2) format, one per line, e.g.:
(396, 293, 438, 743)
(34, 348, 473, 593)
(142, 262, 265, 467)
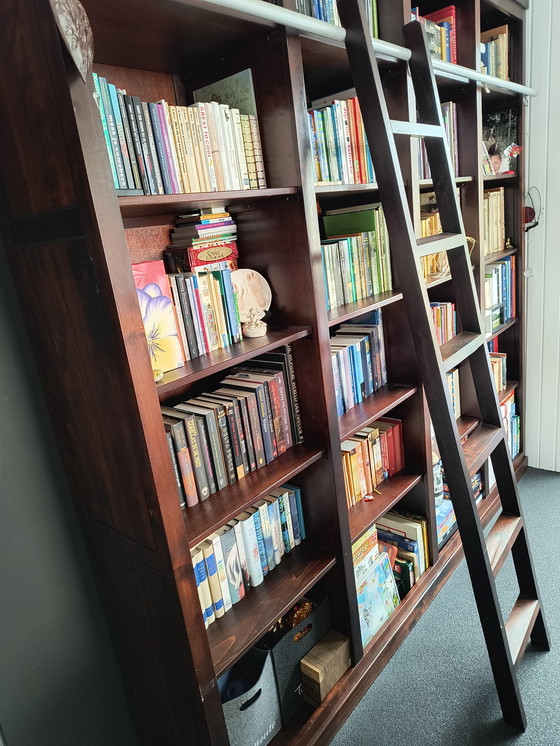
(300, 629, 351, 707)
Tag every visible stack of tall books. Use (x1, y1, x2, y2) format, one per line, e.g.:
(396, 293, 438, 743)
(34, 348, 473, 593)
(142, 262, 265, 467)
(162, 350, 303, 508)
(481, 24, 509, 80)
(483, 187, 506, 255)
(92, 72, 266, 194)
(341, 417, 404, 508)
(308, 97, 376, 186)
(191, 484, 306, 628)
(419, 101, 459, 179)
(330, 313, 388, 416)
(411, 5, 458, 63)
(430, 301, 457, 345)
(489, 351, 507, 393)
(321, 204, 392, 310)
(484, 255, 516, 335)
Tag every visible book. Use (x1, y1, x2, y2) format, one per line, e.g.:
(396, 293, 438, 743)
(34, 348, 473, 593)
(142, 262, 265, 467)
(191, 546, 215, 625)
(160, 406, 210, 500)
(161, 415, 198, 507)
(236, 511, 264, 586)
(131, 260, 184, 376)
(228, 517, 251, 593)
(201, 539, 225, 618)
(247, 506, 269, 576)
(355, 551, 400, 647)
(216, 525, 244, 605)
(163, 430, 185, 508)
(175, 401, 229, 491)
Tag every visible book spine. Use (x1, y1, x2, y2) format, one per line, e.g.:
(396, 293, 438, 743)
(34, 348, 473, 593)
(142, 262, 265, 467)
(218, 399, 245, 479)
(157, 102, 181, 193)
(195, 103, 218, 192)
(164, 417, 198, 507)
(231, 520, 251, 592)
(286, 488, 302, 546)
(284, 344, 303, 444)
(277, 491, 293, 552)
(248, 113, 267, 188)
(202, 542, 225, 618)
(178, 106, 200, 192)
(182, 413, 210, 500)
(108, 83, 135, 189)
(220, 105, 241, 191)
(211, 533, 233, 611)
(132, 95, 157, 194)
(192, 548, 215, 625)
(265, 499, 282, 566)
(167, 275, 190, 362)
(148, 102, 173, 194)
(174, 274, 199, 358)
(218, 528, 243, 604)
(243, 393, 265, 469)
(92, 73, 119, 188)
(220, 269, 242, 343)
(123, 94, 150, 193)
(142, 101, 165, 194)
(117, 89, 142, 190)
(184, 276, 206, 355)
(194, 416, 217, 495)
(164, 430, 185, 507)
(250, 508, 269, 576)
(257, 502, 275, 571)
(201, 410, 228, 490)
(169, 104, 190, 193)
(240, 114, 258, 189)
(194, 271, 220, 351)
(187, 105, 210, 192)
(230, 108, 250, 190)
(239, 514, 264, 587)
(98, 77, 128, 189)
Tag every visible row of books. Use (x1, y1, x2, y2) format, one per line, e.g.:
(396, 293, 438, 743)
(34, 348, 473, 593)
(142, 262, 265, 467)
(165, 209, 238, 272)
(447, 367, 461, 420)
(352, 527, 401, 648)
(331, 315, 388, 416)
(484, 255, 516, 333)
(191, 484, 306, 627)
(430, 301, 457, 345)
(322, 204, 392, 307)
(411, 5, 458, 64)
(419, 205, 450, 283)
(501, 389, 521, 459)
(162, 355, 303, 508)
(483, 187, 506, 255)
(436, 470, 483, 546)
(481, 24, 509, 81)
(294, 0, 378, 37)
(309, 97, 376, 186)
(418, 101, 459, 180)
(489, 351, 507, 393)
(342, 417, 404, 508)
(93, 73, 266, 195)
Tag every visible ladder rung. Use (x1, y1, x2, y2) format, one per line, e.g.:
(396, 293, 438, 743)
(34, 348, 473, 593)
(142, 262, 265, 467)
(463, 424, 503, 475)
(416, 232, 464, 257)
(506, 597, 541, 665)
(486, 514, 523, 576)
(440, 331, 484, 372)
(390, 120, 444, 138)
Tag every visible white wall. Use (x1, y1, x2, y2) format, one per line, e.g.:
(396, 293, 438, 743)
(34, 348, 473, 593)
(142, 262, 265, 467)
(524, 0, 560, 471)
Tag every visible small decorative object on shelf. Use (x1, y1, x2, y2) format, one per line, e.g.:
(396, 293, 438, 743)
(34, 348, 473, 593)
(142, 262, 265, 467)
(242, 308, 267, 338)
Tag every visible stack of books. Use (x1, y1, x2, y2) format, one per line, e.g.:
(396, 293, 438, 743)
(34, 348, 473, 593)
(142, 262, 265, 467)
(192, 484, 306, 627)
(376, 509, 430, 581)
(501, 390, 520, 459)
(162, 350, 303, 508)
(484, 255, 516, 335)
(295, 0, 378, 37)
(483, 187, 506, 255)
(481, 25, 509, 80)
(341, 417, 404, 507)
(308, 97, 376, 186)
(489, 351, 507, 393)
(330, 314, 388, 416)
(419, 101, 459, 179)
(430, 301, 457, 345)
(92, 73, 266, 195)
(411, 5, 457, 63)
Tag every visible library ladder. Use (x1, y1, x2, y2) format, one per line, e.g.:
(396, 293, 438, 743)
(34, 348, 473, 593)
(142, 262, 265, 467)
(335, 6, 550, 730)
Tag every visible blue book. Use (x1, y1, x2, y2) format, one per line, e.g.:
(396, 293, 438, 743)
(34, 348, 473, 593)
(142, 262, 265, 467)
(92, 73, 119, 188)
(249, 507, 269, 576)
(284, 483, 306, 540)
(283, 485, 303, 545)
(108, 83, 135, 189)
(220, 269, 242, 343)
(148, 102, 173, 194)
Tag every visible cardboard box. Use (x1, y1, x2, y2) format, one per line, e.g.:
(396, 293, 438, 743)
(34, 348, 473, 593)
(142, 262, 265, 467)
(257, 593, 330, 723)
(300, 629, 351, 706)
(221, 647, 281, 746)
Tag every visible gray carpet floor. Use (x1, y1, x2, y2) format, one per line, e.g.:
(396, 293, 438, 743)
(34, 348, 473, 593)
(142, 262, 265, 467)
(331, 467, 560, 746)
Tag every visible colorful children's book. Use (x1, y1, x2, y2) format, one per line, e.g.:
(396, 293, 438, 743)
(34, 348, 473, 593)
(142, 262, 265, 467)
(356, 551, 400, 648)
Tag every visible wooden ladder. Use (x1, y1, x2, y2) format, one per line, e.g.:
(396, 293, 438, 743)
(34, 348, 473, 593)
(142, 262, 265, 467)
(335, 5, 550, 730)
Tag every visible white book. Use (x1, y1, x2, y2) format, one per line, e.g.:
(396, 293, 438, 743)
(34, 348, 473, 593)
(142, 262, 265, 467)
(177, 106, 200, 192)
(193, 103, 218, 192)
(264, 496, 282, 565)
(228, 518, 251, 593)
(219, 104, 242, 191)
(209, 529, 232, 612)
(236, 511, 264, 587)
(269, 487, 295, 550)
(187, 105, 210, 192)
(159, 100, 184, 193)
(248, 113, 266, 188)
(231, 108, 250, 190)
(191, 546, 215, 625)
(205, 101, 226, 191)
(254, 499, 275, 571)
(376, 512, 426, 574)
(201, 539, 225, 618)
(210, 101, 232, 191)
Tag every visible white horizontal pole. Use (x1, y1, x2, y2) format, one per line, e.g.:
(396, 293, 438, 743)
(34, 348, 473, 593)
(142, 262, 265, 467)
(199, 0, 537, 96)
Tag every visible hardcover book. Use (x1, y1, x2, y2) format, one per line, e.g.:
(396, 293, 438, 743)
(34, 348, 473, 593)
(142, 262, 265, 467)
(356, 551, 400, 648)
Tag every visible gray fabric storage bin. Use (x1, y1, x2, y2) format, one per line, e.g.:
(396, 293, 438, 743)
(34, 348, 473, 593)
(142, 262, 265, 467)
(258, 594, 330, 723)
(222, 647, 281, 746)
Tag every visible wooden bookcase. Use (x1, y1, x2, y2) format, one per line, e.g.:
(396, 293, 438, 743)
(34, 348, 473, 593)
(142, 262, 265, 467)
(0, 0, 529, 743)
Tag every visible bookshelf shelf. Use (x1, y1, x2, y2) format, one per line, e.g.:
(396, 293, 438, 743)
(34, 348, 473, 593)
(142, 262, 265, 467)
(338, 385, 418, 441)
(183, 444, 324, 547)
(2, 0, 530, 742)
(348, 471, 423, 542)
(208, 542, 336, 676)
(118, 187, 299, 218)
(156, 326, 311, 398)
(486, 317, 518, 342)
(499, 379, 519, 404)
(327, 291, 404, 326)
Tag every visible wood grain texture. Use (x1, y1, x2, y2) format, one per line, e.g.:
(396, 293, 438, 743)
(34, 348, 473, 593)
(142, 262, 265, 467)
(486, 514, 522, 576)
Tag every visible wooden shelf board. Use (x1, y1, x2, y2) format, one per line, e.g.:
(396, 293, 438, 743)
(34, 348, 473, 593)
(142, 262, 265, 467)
(327, 291, 404, 326)
(486, 317, 518, 342)
(419, 176, 473, 189)
(338, 385, 418, 441)
(184, 444, 324, 547)
(505, 596, 540, 665)
(463, 424, 503, 475)
(118, 187, 298, 218)
(276, 489, 503, 745)
(315, 182, 379, 195)
(484, 246, 518, 263)
(498, 380, 518, 404)
(483, 173, 518, 185)
(440, 331, 482, 371)
(156, 326, 311, 398)
(208, 542, 336, 676)
(425, 273, 452, 289)
(348, 472, 423, 542)
(457, 415, 480, 439)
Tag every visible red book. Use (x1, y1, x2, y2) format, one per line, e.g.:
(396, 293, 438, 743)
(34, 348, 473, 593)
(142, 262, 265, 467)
(424, 5, 457, 64)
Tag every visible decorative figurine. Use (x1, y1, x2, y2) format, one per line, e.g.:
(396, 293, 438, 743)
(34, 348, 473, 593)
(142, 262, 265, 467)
(242, 307, 267, 338)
